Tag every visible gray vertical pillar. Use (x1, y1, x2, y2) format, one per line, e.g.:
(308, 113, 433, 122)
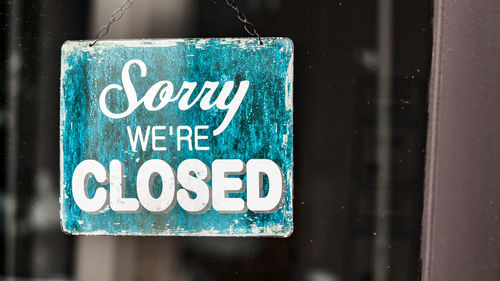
(5, 0, 22, 274)
(373, 0, 393, 280)
(423, 0, 500, 280)
(3, 0, 88, 277)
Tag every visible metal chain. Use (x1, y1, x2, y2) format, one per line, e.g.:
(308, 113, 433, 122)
(225, 0, 263, 45)
(89, 0, 135, 47)
(89, 0, 263, 46)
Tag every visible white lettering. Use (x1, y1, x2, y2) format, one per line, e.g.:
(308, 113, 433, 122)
(212, 159, 247, 213)
(127, 126, 150, 152)
(72, 160, 109, 213)
(71, 159, 285, 214)
(246, 159, 285, 212)
(152, 126, 166, 151)
(136, 159, 177, 213)
(177, 159, 211, 214)
(109, 160, 140, 213)
(99, 60, 248, 135)
(177, 126, 193, 151)
(194, 125, 210, 150)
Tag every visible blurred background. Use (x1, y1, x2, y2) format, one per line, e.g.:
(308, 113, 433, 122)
(0, 0, 432, 280)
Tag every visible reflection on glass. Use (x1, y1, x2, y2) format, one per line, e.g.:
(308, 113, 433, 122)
(0, 0, 431, 280)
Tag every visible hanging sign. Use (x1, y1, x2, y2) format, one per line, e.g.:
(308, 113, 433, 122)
(60, 38, 293, 236)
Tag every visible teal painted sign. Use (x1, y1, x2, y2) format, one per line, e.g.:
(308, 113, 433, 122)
(60, 38, 293, 236)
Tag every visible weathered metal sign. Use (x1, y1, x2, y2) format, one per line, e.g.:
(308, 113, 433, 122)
(60, 38, 293, 236)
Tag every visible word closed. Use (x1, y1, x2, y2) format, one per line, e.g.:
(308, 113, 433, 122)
(73, 159, 284, 214)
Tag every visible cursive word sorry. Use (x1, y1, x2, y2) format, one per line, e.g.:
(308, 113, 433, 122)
(99, 59, 249, 136)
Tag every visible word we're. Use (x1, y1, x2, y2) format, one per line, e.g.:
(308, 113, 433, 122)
(99, 59, 249, 136)
(127, 125, 210, 152)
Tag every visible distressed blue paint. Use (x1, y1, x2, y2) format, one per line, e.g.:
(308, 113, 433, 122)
(60, 38, 293, 236)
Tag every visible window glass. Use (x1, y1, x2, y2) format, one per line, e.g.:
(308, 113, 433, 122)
(0, 0, 432, 280)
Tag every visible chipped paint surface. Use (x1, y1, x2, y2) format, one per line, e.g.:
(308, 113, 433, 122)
(60, 38, 293, 237)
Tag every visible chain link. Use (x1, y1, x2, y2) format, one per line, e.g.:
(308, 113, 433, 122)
(89, 0, 263, 47)
(89, 0, 135, 47)
(225, 0, 263, 45)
